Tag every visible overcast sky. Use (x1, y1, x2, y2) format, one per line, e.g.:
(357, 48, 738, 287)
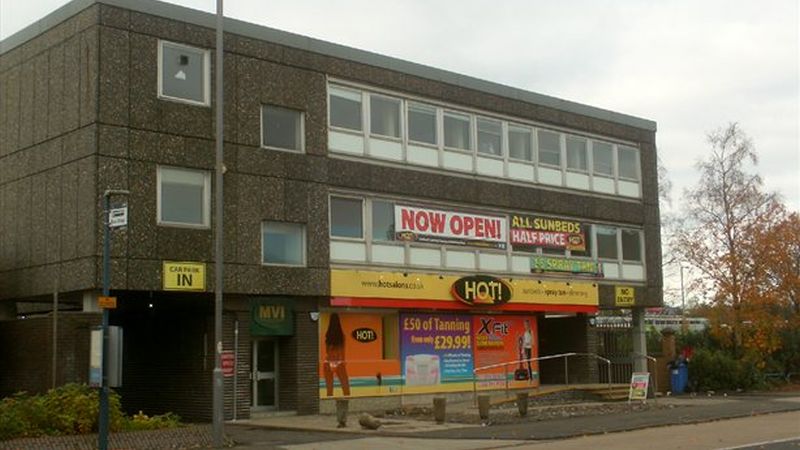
(1, 0, 798, 304)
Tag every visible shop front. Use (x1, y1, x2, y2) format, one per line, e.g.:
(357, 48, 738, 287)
(320, 269, 599, 399)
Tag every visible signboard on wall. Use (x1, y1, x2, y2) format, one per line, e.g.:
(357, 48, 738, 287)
(629, 372, 650, 402)
(331, 269, 598, 311)
(531, 256, 602, 276)
(615, 286, 636, 307)
(162, 261, 206, 291)
(250, 298, 294, 336)
(510, 215, 586, 252)
(473, 315, 539, 389)
(394, 205, 507, 249)
(400, 313, 473, 386)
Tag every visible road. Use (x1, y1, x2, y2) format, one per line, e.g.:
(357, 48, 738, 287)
(233, 411, 800, 450)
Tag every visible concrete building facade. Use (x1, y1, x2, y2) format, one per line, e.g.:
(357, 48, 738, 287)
(0, 0, 662, 420)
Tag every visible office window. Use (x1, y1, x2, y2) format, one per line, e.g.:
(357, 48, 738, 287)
(618, 146, 639, 180)
(444, 112, 471, 150)
(330, 197, 363, 238)
(262, 222, 305, 266)
(508, 125, 532, 161)
(372, 200, 395, 241)
(329, 86, 362, 131)
(158, 166, 210, 227)
(370, 95, 401, 138)
(596, 226, 618, 259)
(477, 118, 502, 156)
(538, 129, 561, 166)
(621, 229, 642, 262)
(158, 41, 210, 105)
(593, 141, 614, 176)
(566, 136, 587, 171)
(408, 103, 437, 145)
(262, 105, 303, 151)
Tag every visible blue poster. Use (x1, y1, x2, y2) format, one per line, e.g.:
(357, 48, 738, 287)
(400, 313, 473, 386)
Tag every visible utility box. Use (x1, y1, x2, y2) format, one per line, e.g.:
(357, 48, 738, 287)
(89, 326, 124, 388)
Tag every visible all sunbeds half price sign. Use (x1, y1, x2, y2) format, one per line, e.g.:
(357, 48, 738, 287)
(394, 205, 507, 249)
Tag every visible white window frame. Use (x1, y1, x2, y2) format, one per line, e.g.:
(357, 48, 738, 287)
(443, 110, 473, 153)
(157, 40, 211, 107)
(261, 221, 307, 267)
(476, 116, 504, 158)
(406, 101, 439, 147)
(507, 123, 534, 163)
(328, 85, 364, 133)
(617, 145, 641, 181)
(156, 165, 211, 228)
(369, 93, 403, 140)
(260, 104, 305, 153)
(566, 136, 589, 173)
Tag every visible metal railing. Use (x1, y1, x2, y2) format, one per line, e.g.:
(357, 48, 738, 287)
(472, 352, 613, 402)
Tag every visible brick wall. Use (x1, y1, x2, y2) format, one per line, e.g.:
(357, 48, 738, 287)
(537, 315, 598, 385)
(0, 312, 100, 397)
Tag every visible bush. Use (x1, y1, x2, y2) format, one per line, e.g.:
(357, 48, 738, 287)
(688, 348, 763, 392)
(0, 384, 179, 441)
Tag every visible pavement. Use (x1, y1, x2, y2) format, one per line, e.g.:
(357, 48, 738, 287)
(226, 392, 800, 447)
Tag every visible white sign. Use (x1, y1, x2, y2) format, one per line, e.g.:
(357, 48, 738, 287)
(394, 205, 507, 249)
(109, 206, 128, 228)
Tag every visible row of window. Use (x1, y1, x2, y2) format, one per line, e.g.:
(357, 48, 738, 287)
(328, 83, 642, 198)
(329, 195, 643, 263)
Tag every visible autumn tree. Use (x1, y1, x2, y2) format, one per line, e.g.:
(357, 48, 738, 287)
(670, 123, 785, 361)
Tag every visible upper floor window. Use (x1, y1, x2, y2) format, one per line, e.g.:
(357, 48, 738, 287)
(621, 229, 642, 262)
(596, 226, 618, 259)
(508, 125, 533, 161)
(157, 166, 210, 227)
(408, 103, 437, 145)
(330, 86, 362, 131)
(370, 95, 401, 138)
(477, 118, 502, 156)
(330, 196, 364, 238)
(444, 111, 471, 150)
(566, 136, 588, 172)
(158, 41, 210, 106)
(593, 141, 614, 177)
(538, 129, 561, 167)
(262, 221, 306, 266)
(618, 146, 639, 180)
(371, 200, 395, 241)
(261, 105, 304, 152)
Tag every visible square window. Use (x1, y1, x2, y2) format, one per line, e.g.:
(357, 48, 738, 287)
(509, 125, 532, 161)
(566, 136, 587, 171)
(262, 105, 303, 151)
(444, 112, 471, 150)
(408, 103, 437, 145)
(538, 129, 561, 167)
(593, 141, 614, 176)
(262, 222, 306, 266)
(370, 95, 401, 138)
(330, 196, 363, 238)
(371, 200, 395, 241)
(621, 229, 642, 262)
(477, 118, 502, 156)
(329, 86, 362, 131)
(158, 166, 210, 227)
(596, 226, 618, 259)
(158, 41, 209, 105)
(618, 146, 639, 180)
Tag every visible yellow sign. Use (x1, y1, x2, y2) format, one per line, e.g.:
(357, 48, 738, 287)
(615, 286, 635, 307)
(162, 261, 206, 291)
(98, 296, 117, 309)
(331, 269, 598, 306)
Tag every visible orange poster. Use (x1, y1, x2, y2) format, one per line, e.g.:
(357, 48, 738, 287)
(472, 315, 539, 389)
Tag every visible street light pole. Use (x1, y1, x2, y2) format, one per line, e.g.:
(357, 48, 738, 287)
(212, 0, 225, 447)
(99, 189, 129, 450)
(680, 264, 687, 333)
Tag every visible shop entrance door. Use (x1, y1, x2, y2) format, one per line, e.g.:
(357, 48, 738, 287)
(252, 339, 278, 410)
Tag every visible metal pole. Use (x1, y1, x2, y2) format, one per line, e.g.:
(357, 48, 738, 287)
(233, 320, 239, 421)
(52, 279, 58, 389)
(98, 194, 110, 450)
(504, 364, 509, 398)
(212, 0, 225, 446)
(680, 265, 687, 332)
(564, 356, 569, 385)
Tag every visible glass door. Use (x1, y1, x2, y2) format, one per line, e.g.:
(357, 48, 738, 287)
(252, 339, 278, 410)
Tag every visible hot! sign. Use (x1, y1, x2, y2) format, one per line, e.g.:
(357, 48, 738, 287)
(395, 205, 507, 249)
(451, 275, 513, 306)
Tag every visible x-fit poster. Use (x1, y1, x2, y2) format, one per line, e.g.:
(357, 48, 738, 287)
(472, 315, 539, 388)
(400, 313, 473, 386)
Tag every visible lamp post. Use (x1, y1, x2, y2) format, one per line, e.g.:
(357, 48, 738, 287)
(212, 0, 225, 447)
(680, 264, 687, 333)
(99, 189, 129, 450)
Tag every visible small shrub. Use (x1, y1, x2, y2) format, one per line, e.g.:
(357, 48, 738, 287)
(688, 348, 763, 392)
(125, 411, 182, 431)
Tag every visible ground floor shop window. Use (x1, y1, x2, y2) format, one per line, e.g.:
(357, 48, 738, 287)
(319, 311, 538, 398)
